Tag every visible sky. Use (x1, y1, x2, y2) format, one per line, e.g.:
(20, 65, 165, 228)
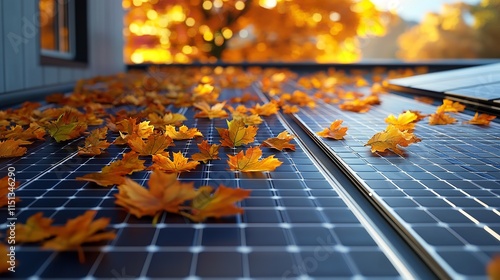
(371, 0, 481, 22)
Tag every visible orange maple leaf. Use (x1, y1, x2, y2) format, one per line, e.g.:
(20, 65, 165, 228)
(0, 123, 46, 143)
(191, 140, 221, 163)
(147, 112, 187, 128)
(0, 176, 20, 207)
(250, 102, 279, 116)
(78, 127, 110, 156)
(282, 104, 300, 114)
(407, 110, 428, 122)
(227, 146, 282, 172)
(0, 140, 27, 158)
(42, 210, 115, 263)
(385, 111, 418, 131)
(193, 101, 229, 119)
(464, 112, 496, 126)
(487, 255, 500, 280)
(114, 118, 154, 145)
(429, 111, 456, 125)
(182, 185, 251, 222)
(164, 125, 203, 140)
(317, 120, 348, 140)
(339, 99, 371, 113)
(127, 133, 175, 156)
(414, 96, 434, 104)
(365, 125, 421, 155)
(231, 112, 263, 126)
(115, 171, 198, 220)
(261, 131, 296, 151)
(151, 152, 200, 173)
(437, 99, 465, 113)
(217, 119, 258, 148)
(44, 112, 87, 142)
(0, 244, 14, 273)
(76, 151, 146, 187)
(16, 212, 56, 243)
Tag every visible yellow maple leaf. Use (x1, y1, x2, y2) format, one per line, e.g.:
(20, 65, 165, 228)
(250, 102, 279, 116)
(115, 171, 198, 220)
(317, 120, 348, 140)
(282, 104, 300, 114)
(151, 152, 200, 173)
(193, 101, 229, 119)
(114, 118, 154, 145)
(437, 99, 465, 113)
(261, 131, 296, 151)
(216, 119, 258, 147)
(464, 112, 496, 126)
(339, 99, 371, 113)
(164, 125, 203, 140)
(42, 210, 116, 263)
(0, 140, 27, 158)
(78, 127, 110, 156)
(147, 112, 187, 128)
(365, 125, 421, 155)
(191, 140, 221, 163)
(16, 212, 56, 243)
(127, 133, 175, 156)
(429, 111, 456, 125)
(227, 146, 282, 172)
(182, 185, 251, 222)
(385, 111, 418, 131)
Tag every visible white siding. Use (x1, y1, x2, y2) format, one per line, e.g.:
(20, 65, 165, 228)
(0, 0, 124, 97)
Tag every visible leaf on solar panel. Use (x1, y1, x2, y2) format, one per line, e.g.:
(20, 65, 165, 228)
(0, 176, 20, 207)
(164, 125, 203, 140)
(182, 185, 251, 222)
(487, 255, 500, 280)
(437, 99, 465, 113)
(0, 123, 46, 143)
(217, 119, 258, 147)
(115, 171, 197, 221)
(0, 244, 15, 273)
(193, 101, 229, 119)
(406, 110, 428, 122)
(16, 212, 56, 243)
(339, 99, 371, 113)
(127, 133, 175, 156)
(282, 104, 300, 114)
(78, 127, 111, 156)
(45, 112, 87, 142)
(385, 111, 418, 131)
(429, 111, 457, 125)
(76, 151, 146, 186)
(365, 125, 421, 156)
(227, 146, 282, 172)
(147, 112, 187, 129)
(317, 120, 348, 140)
(42, 210, 116, 263)
(261, 130, 296, 151)
(151, 152, 200, 173)
(464, 112, 496, 126)
(0, 140, 28, 158)
(191, 140, 221, 163)
(113, 118, 155, 145)
(249, 101, 279, 116)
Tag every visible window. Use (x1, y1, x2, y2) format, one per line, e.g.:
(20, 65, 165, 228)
(39, 0, 88, 66)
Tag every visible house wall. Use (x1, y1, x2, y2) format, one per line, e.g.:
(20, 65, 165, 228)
(0, 0, 124, 104)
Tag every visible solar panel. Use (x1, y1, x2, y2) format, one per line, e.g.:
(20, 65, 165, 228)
(1, 85, 417, 279)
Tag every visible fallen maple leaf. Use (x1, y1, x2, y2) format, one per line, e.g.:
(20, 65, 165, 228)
(114, 118, 154, 145)
(0, 140, 27, 158)
(429, 111, 456, 125)
(407, 110, 428, 122)
(78, 127, 110, 156)
(0, 123, 46, 143)
(282, 104, 300, 114)
(261, 131, 296, 151)
(191, 140, 221, 163)
(227, 146, 282, 172)
(182, 185, 251, 222)
(76, 151, 146, 187)
(0, 176, 20, 207)
(414, 96, 434, 104)
(0, 244, 13, 273)
(16, 212, 56, 243)
(164, 125, 203, 140)
(231, 112, 263, 126)
(115, 171, 197, 221)
(464, 112, 496, 126)
(148, 112, 187, 128)
(42, 210, 115, 263)
(127, 133, 175, 156)
(385, 111, 418, 131)
(250, 102, 279, 116)
(339, 99, 371, 113)
(365, 125, 421, 155)
(317, 120, 348, 140)
(45, 112, 87, 142)
(193, 101, 228, 119)
(437, 99, 465, 113)
(151, 152, 200, 173)
(217, 119, 258, 147)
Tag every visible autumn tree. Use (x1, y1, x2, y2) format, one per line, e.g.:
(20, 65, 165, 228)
(123, 0, 387, 63)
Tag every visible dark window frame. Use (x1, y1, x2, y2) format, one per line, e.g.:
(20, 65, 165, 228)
(40, 0, 88, 68)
